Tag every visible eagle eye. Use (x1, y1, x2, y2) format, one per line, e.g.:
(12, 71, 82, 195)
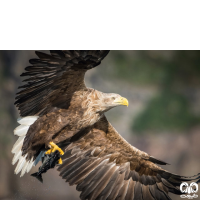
(112, 97, 116, 100)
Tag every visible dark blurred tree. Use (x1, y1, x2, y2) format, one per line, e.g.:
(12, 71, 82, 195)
(133, 91, 199, 133)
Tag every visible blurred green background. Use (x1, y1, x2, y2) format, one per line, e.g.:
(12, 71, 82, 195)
(0, 51, 199, 200)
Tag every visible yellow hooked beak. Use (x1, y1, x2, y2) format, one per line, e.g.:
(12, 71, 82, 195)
(114, 97, 129, 107)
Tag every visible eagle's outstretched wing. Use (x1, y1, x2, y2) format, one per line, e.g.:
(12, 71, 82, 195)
(15, 50, 109, 117)
(58, 116, 200, 200)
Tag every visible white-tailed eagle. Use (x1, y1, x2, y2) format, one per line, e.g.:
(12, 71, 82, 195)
(12, 51, 199, 200)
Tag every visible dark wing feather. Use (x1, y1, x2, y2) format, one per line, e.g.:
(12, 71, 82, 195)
(57, 116, 200, 200)
(15, 50, 109, 116)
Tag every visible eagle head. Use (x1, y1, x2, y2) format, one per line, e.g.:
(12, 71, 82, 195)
(104, 93, 128, 107)
(93, 92, 129, 113)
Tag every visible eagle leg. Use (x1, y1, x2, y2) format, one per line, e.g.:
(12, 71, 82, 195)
(45, 142, 64, 164)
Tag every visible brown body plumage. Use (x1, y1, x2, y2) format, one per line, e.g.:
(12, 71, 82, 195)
(12, 50, 200, 200)
(22, 89, 111, 160)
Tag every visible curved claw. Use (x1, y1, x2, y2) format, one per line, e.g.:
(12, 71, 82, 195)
(49, 142, 64, 155)
(45, 149, 52, 155)
(58, 158, 63, 164)
(46, 142, 64, 164)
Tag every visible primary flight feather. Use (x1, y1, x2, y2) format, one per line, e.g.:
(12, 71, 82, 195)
(12, 50, 199, 200)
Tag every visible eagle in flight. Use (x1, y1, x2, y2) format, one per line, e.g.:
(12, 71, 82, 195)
(12, 51, 199, 200)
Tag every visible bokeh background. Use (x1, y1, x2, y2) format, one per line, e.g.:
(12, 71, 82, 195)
(0, 51, 199, 200)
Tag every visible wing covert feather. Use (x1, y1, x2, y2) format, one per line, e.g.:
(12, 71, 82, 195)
(58, 116, 200, 200)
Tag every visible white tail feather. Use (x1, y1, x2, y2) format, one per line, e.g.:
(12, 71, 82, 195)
(12, 150, 22, 165)
(11, 136, 25, 153)
(26, 158, 34, 173)
(12, 143, 23, 155)
(14, 125, 29, 136)
(15, 154, 27, 174)
(20, 161, 30, 177)
(17, 116, 39, 126)
(12, 116, 40, 177)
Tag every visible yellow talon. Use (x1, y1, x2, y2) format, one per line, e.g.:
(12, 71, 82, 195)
(58, 158, 63, 164)
(45, 142, 64, 164)
(45, 149, 52, 155)
(49, 142, 64, 155)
